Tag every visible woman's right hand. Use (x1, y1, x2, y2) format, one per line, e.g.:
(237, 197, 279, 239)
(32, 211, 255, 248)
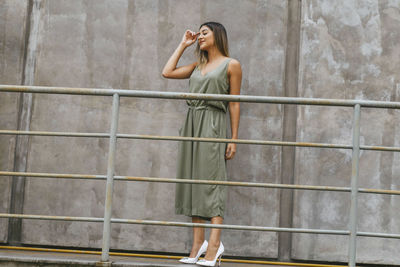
(181, 30, 199, 48)
(162, 30, 198, 79)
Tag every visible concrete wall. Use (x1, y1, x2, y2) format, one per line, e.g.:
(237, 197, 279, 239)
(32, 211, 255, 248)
(292, 0, 400, 264)
(13, 0, 287, 259)
(1, 0, 399, 265)
(0, 0, 28, 243)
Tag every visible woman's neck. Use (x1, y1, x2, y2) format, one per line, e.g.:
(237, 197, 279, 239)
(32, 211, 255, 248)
(206, 46, 224, 63)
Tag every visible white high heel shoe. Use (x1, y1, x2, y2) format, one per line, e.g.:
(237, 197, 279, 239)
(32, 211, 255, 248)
(179, 240, 208, 264)
(196, 242, 224, 267)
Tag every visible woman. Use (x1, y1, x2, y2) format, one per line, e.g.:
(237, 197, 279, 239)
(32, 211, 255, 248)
(162, 22, 241, 267)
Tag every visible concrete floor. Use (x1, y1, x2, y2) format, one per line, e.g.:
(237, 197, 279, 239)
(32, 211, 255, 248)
(0, 248, 295, 267)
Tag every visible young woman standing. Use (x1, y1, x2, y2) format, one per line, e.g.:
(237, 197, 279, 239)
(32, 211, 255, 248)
(162, 22, 242, 267)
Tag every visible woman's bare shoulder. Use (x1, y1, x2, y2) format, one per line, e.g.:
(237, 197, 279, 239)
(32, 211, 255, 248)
(228, 58, 240, 65)
(227, 58, 242, 72)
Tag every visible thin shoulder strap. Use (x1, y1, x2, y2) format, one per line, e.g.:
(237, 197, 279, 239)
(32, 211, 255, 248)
(223, 58, 232, 70)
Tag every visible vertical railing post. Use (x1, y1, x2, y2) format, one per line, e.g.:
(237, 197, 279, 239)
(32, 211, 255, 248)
(348, 104, 361, 267)
(99, 93, 120, 265)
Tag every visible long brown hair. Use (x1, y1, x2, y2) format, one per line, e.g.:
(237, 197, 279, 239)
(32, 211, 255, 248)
(195, 22, 230, 69)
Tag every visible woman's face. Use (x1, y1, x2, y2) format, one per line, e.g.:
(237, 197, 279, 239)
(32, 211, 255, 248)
(198, 25, 214, 50)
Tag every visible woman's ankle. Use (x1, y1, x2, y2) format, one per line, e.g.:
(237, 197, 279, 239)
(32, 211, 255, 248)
(194, 239, 205, 246)
(207, 239, 220, 249)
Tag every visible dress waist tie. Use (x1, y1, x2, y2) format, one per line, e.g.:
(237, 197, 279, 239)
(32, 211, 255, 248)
(188, 105, 225, 113)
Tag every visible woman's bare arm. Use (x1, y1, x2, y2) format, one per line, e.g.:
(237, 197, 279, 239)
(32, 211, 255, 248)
(225, 59, 242, 160)
(162, 30, 199, 79)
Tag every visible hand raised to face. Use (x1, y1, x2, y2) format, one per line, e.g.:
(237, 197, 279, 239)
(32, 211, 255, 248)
(181, 30, 200, 48)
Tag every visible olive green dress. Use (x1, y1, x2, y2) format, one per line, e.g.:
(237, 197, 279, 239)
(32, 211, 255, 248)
(175, 58, 232, 219)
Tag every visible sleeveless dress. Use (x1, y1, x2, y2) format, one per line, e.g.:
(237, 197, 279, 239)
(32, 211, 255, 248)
(175, 58, 232, 219)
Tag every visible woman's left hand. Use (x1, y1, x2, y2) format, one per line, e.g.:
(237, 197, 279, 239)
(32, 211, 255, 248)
(225, 143, 236, 160)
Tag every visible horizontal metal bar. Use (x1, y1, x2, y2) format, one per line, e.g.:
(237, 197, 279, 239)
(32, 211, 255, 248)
(357, 231, 400, 239)
(0, 171, 106, 180)
(360, 145, 400, 152)
(4, 130, 400, 152)
(2, 85, 400, 108)
(1, 213, 399, 239)
(0, 130, 109, 138)
(0, 213, 103, 222)
(1, 171, 400, 196)
(117, 175, 350, 192)
(118, 133, 352, 149)
(112, 218, 350, 235)
(0, 129, 352, 150)
(117, 176, 400, 196)
(0, 171, 348, 191)
(357, 188, 400, 195)
(0, 213, 348, 235)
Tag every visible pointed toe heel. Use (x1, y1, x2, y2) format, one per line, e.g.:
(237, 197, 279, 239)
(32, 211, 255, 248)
(179, 240, 208, 264)
(196, 242, 224, 267)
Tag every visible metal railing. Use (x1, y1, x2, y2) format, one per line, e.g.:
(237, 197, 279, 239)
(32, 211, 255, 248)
(1, 84, 400, 267)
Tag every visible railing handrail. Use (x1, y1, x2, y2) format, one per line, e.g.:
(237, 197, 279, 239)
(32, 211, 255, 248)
(2, 129, 400, 152)
(1, 84, 398, 267)
(1, 84, 400, 108)
(1, 171, 400, 196)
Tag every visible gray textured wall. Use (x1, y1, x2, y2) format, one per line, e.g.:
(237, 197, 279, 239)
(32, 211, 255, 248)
(1, 0, 399, 265)
(0, 0, 27, 243)
(10, 0, 287, 259)
(292, 0, 400, 264)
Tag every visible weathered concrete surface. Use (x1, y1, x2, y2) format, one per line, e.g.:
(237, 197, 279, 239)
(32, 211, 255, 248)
(2, 0, 400, 264)
(17, 0, 287, 259)
(0, 0, 28, 243)
(8, 0, 43, 245)
(292, 0, 400, 264)
(278, 0, 301, 261)
(0, 98, 16, 244)
(0, 249, 289, 267)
